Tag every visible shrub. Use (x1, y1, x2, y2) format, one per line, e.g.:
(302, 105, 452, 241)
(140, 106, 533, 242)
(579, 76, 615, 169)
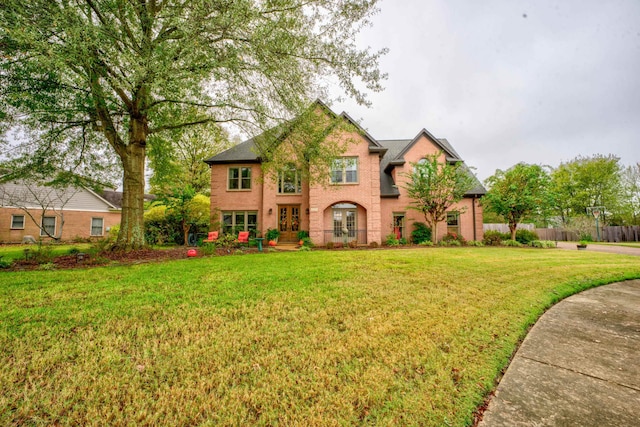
(411, 222, 432, 244)
(483, 230, 509, 246)
(369, 241, 379, 248)
(326, 241, 334, 249)
(530, 240, 556, 248)
(418, 240, 433, 246)
(296, 230, 309, 240)
(467, 240, 484, 247)
(385, 234, 400, 246)
(399, 237, 408, 245)
(265, 228, 280, 241)
(215, 233, 239, 251)
(441, 232, 466, 245)
(68, 247, 81, 255)
(515, 229, 539, 245)
(580, 234, 594, 242)
(0, 256, 12, 269)
(348, 240, 358, 248)
(300, 237, 314, 247)
(200, 242, 217, 256)
(333, 242, 344, 249)
(439, 239, 461, 246)
(298, 245, 311, 252)
(502, 239, 523, 247)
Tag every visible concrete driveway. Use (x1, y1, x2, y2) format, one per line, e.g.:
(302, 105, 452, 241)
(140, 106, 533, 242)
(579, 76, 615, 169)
(555, 241, 640, 256)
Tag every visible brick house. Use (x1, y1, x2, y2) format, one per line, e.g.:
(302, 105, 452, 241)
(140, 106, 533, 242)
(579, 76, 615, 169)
(204, 102, 485, 245)
(0, 179, 121, 243)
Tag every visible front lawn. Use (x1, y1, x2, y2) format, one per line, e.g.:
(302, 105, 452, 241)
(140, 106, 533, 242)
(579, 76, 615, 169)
(1, 248, 639, 426)
(0, 243, 91, 262)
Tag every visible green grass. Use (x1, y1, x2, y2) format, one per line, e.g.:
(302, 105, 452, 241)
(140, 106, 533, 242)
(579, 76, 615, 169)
(0, 243, 91, 262)
(1, 248, 639, 426)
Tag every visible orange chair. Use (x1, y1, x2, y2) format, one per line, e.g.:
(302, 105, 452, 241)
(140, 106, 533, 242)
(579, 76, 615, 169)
(237, 231, 249, 243)
(203, 231, 219, 243)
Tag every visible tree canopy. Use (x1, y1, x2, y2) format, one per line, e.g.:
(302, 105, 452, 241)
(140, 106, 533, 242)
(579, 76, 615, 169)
(403, 153, 475, 244)
(0, 0, 386, 249)
(483, 163, 552, 240)
(550, 154, 623, 224)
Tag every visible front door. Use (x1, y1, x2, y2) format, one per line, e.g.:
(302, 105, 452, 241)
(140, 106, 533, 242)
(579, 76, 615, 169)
(278, 205, 300, 242)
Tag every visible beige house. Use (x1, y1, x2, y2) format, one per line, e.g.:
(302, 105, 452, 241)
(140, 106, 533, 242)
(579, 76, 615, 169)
(205, 102, 485, 245)
(0, 179, 121, 243)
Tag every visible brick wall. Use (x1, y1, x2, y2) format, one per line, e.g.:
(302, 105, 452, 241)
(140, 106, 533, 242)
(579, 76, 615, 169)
(0, 207, 121, 243)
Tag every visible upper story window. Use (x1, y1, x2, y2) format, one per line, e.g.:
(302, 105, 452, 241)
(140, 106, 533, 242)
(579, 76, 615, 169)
(278, 167, 302, 194)
(331, 157, 358, 184)
(11, 215, 25, 229)
(228, 167, 251, 190)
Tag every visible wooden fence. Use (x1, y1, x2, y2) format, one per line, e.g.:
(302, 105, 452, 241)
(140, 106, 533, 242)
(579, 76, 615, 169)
(533, 226, 640, 242)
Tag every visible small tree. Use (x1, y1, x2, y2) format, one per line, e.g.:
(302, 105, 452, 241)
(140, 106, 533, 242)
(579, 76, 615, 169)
(483, 163, 552, 240)
(163, 187, 210, 246)
(403, 153, 475, 244)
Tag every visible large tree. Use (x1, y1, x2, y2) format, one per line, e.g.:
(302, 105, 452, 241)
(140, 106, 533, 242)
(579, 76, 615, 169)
(483, 163, 552, 240)
(403, 152, 475, 244)
(0, 0, 386, 249)
(550, 154, 623, 224)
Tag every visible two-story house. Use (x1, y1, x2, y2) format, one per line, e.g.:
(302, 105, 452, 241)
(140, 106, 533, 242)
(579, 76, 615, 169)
(205, 102, 485, 245)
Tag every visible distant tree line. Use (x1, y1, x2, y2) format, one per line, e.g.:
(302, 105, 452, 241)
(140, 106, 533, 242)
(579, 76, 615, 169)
(482, 155, 640, 237)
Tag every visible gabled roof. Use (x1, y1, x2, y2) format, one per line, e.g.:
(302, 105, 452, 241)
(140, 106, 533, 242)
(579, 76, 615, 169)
(204, 100, 386, 165)
(378, 130, 486, 198)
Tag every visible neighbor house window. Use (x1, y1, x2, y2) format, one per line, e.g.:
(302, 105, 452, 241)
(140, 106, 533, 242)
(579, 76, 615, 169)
(41, 216, 56, 237)
(11, 215, 25, 229)
(91, 217, 104, 236)
(446, 212, 460, 235)
(222, 211, 258, 236)
(228, 167, 252, 190)
(330, 157, 358, 184)
(277, 167, 302, 194)
(393, 213, 405, 239)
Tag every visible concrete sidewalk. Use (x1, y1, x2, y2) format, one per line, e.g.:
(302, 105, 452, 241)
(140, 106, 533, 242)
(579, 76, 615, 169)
(556, 241, 640, 256)
(479, 280, 640, 426)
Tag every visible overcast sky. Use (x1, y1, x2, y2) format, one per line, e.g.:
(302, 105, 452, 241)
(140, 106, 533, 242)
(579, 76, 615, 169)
(329, 0, 640, 181)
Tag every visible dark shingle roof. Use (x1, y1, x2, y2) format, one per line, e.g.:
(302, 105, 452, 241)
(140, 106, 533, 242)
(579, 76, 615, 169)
(378, 133, 486, 197)
(203, 138, 260, 164)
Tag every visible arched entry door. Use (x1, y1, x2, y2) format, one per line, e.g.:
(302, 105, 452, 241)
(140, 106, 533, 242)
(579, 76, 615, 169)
(332, 203, 357, 243)
(278, 205, 300, 242)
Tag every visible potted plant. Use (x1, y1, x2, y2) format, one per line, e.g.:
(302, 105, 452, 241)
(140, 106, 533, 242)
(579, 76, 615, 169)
(265, 228, 280, 246)
(577, 240, 588, 250)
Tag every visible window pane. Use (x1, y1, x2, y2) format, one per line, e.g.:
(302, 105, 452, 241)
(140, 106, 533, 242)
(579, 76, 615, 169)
(235, 212, 245, 231)
(11, 215, 25, 229)
(331, 159, 343, 183)
(345, 158, 358, 182)
(223, 213, 233, 234)
(41, 217, 55, 236)
(247, 213, 258, 236)
(228, 168, 239, 189)
(91, 218, 104, 236)
(241, 167, 251, 189)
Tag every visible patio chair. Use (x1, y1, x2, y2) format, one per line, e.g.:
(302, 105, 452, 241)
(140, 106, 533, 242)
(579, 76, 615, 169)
(203, 231, 219, 243)
(237, 231, 250, 244)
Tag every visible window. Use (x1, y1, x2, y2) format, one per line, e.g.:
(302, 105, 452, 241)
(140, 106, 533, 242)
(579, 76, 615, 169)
(277, 167, 302, 194)
(393, 213, 405, 239)
(91, 217, 104, 236)
(332, 204, 357, 240)
(446, 212, 460, 235)
(41, 216, 56, 237)
(11, 215, 25, 229)
(228, 167, 252, 190)
(330, 157, 358, 184)
(222, 211, 258, 236)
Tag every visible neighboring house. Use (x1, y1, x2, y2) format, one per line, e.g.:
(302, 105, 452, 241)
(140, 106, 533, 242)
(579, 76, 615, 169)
(205, 102, 485, 245)
(0, 179, 121, 243)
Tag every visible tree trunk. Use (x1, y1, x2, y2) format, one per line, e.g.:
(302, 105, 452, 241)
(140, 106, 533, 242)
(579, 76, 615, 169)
(183, 221, 191, 247)
(431, 220, 438, 244)
(510, 223, 517, 240)
(116, 141, 147, 250)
